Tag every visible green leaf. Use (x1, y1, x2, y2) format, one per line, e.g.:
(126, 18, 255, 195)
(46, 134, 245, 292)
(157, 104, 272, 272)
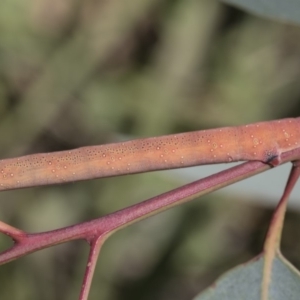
(194, 253, 300, 300)
(221, 0, 300, 25)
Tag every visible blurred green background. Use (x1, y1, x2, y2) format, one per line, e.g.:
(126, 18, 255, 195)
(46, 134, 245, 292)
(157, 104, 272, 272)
(1, 0, 300, 299)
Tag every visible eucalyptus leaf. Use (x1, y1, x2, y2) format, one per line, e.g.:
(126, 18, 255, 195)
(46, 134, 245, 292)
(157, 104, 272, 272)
(194, 253, 300, 300)
(221, 0, 300, 25)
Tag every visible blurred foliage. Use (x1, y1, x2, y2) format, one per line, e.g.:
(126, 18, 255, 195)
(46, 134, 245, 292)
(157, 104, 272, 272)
(1, 0, 300, 299)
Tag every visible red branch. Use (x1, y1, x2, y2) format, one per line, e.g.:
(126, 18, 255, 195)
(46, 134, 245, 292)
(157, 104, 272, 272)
(1, 147, 300, 299)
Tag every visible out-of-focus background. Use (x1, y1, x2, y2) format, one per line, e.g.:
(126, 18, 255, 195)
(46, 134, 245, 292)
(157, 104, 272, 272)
(1, 0, 300, 299)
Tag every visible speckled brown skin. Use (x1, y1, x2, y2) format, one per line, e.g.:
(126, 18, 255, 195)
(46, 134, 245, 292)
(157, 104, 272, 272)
(0, 118, 299, 190)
